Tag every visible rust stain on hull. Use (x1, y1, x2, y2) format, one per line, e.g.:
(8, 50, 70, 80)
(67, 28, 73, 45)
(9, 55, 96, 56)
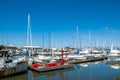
(0, 62, 28, 77)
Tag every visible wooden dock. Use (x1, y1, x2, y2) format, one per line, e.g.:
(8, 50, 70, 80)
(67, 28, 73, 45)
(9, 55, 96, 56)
(31, 66, 74, 77)
(68, 56, 108, 64)
(31, 64, 74, 72)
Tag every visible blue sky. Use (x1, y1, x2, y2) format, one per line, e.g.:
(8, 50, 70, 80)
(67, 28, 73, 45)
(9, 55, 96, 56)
(0, 0, 120, 48)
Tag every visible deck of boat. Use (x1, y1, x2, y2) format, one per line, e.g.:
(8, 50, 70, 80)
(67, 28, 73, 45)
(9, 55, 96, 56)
(31, 64, 73, 72)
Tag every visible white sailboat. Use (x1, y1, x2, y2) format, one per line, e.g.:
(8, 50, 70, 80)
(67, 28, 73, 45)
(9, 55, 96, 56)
(26, 13, 34, 56)
(66, 26, 87, 60)
(26, 13, 34, 66)
(109, 43, 120, 56)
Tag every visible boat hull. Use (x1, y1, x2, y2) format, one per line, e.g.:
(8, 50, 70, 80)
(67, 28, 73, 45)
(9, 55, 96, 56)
(0, 62, 28, 77)
(31, 64, 73, 72)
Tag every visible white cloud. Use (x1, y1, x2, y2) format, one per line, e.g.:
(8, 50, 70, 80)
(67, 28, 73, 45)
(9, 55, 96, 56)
(112, 30, 120, 33)
(104, 27, 120, 34)
(104, 27, 109, 31)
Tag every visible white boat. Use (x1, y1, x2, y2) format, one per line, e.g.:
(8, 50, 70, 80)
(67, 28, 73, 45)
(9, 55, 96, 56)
(0, 58, 5, 68)
(107, 60, 120, 69)
(109, 43, 120, 56)
(0, 51, 28, 77)
(108, 53, 120, 56)
(28, 57, 34, 67)
(34, 54, 51, 61)
(79, 50, 90, 54)
(67, 54, 87, 60)
(79, 63, 88, 67)
(110, 65, 120, 69)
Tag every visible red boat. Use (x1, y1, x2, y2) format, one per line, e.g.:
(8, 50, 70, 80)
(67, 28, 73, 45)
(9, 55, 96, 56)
(31, 48, 74, 72)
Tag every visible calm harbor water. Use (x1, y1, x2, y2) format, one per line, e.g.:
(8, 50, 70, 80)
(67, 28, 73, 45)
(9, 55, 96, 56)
(1, 60, 120, 80)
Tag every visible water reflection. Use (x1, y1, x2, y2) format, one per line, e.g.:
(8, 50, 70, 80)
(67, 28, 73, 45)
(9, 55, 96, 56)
(1, 72, 28, 80)
(28, 67, 75, 80)
(107, 57, 120, 69)
(74, 60, 120, 80)
(1, 60, 120, 80)
(75, 61, 101, 80)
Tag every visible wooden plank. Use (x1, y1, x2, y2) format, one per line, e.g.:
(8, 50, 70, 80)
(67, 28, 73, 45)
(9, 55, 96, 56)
(69, 56, 108, 64)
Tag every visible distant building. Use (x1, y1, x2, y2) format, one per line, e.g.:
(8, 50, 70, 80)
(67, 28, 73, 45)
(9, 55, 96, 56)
(0, 45, 18, 51)
(21, 46, 42, 54)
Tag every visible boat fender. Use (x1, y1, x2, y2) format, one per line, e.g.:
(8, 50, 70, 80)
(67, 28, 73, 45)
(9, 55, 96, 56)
(32, 63, 38, 69)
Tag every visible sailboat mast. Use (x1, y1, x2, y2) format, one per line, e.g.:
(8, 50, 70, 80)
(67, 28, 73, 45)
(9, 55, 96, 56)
(51, 33, 54, 59)
(88, 30, 91, 48)
(49, 32, 51, 49)
(29, 19, 32, 46)
(76, 25, 80, 49)
(28, 14, 32, 46)
(42, 35, 44, 50)
(27, 13, 33, 46)
(72, 35, 74, 48)
(27, 14, 29, 48)
(111, 43, 113, 50)
(27, 13, 34, 55)
(2, 32, 4, 46)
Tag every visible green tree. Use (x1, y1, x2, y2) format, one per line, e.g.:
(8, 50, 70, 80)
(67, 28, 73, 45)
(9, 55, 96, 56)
(0, 45, 5, 50)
